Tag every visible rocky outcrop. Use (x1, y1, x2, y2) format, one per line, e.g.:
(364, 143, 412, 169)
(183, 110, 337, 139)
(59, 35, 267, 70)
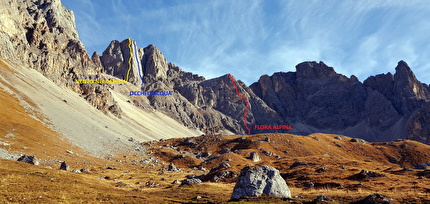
(249, 152, 261, 162)
(17, 155, 39, 165)
(231, 165, 291, 199)
(0, 0, 121, 116)
(60, 161, 69, 171)
(251, 61, 368, 130)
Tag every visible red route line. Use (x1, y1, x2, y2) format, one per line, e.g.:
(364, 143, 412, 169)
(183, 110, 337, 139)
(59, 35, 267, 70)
(228, 74, 251, 135)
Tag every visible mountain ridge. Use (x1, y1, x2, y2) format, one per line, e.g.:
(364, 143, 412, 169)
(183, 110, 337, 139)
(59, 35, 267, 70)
(1, 0, 430, 144)
(98, 38, 430, 143)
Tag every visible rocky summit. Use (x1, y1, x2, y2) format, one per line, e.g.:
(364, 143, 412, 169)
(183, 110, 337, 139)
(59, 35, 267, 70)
(98, 36, 430, 142)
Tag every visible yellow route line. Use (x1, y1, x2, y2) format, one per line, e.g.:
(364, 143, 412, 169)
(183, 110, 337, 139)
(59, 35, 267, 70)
(125, 38, 133, 82)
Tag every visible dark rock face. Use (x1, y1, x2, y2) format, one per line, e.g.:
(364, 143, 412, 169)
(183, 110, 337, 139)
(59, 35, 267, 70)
(231, 165, 291, 199)
(251, 61, 368, 131)
(59, 161, 69, 171)
(250, 61, 430, 142)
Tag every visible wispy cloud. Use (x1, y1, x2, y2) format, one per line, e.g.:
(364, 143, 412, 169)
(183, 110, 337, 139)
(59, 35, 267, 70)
(63, 0, 430, 84)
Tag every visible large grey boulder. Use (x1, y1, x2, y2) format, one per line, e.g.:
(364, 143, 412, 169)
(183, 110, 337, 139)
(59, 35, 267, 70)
(231, 165, 291, 199)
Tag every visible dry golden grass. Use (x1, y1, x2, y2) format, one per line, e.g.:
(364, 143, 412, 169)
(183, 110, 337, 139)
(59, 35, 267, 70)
(2, 57, 430, 202)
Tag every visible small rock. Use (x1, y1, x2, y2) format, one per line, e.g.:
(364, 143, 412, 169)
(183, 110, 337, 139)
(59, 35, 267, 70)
(262, 150, 273, 156)
(290, 161, 307, 168)
(315, 194, 333, 202)
(167, 163, 181, 172)
(194, 196, 202, 200)
(211, 171, 238, 182)
(181, 178, 202, 185)
(115, 183, 133, 188)
(350, 170, 385, 180)
(81, 168, 91, 173)
(59, 162, 69, 171)
(200, 152, 211, 157)
(336, 144, 344, 148)
(335, 136, 342, 140)
(210, 162, 231, 173)
(0, 142, 10, 146)
(219, 149, 230, 154)
(142, 181, 159, 187)
(72, 169, 81, 174)
(171, 180, 179, 184)
(305, 182, 315, 188)
(66, 150, 73, 154)
(17, 155, 39, 165)
(316, 167, 326, 173)
(359, 193, 393, 204)
(350, 138, 366, 143)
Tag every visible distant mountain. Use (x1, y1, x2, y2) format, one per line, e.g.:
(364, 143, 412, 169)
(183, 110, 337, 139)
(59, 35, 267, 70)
(98, 37, 430, 143)
(1, 0, 429, 144)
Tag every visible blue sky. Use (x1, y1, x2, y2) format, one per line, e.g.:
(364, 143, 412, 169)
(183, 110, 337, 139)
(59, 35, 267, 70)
(62, 0, 430, 85)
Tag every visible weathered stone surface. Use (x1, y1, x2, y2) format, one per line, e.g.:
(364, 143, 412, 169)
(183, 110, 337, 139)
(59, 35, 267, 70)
(59, 161, 69, 171)
(181, 178, 202, 185)
(249, 152, 261, 162)
(167, 163, 181, 172)
(355, 193, 393, 204)
(231, 165, 291, 199)
(0, 0, 121, 117)
(17, 155, 39, 165)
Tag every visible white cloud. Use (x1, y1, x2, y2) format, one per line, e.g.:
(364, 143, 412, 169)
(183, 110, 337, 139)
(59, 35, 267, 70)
(64, 0, 430, 84)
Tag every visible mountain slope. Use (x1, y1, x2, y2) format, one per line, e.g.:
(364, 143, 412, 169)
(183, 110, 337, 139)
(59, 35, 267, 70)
(0, 59, 202, 158)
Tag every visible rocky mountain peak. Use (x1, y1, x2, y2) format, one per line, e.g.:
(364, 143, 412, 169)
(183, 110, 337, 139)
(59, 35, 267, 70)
(394, 60, 430, 100)
(142, 44, 169, 82)
(296, 61, 337, 79)
(0, 0, 122, 116)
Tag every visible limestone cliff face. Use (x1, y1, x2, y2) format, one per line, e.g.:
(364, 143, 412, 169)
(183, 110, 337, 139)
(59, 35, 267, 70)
(0, 0, 121, 116)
